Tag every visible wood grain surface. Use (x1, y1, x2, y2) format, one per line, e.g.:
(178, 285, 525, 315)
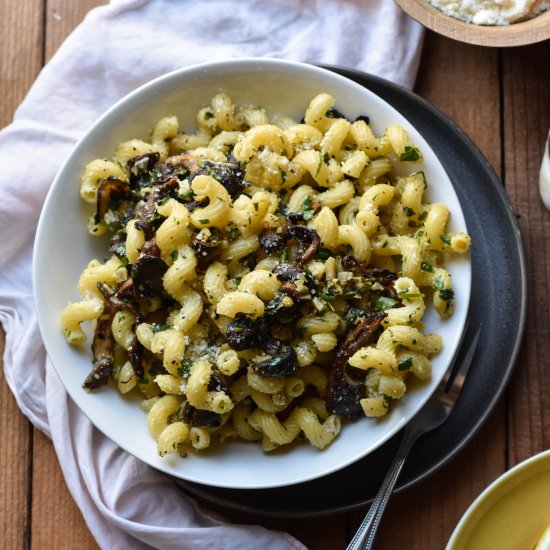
(1, 2, 549, 549)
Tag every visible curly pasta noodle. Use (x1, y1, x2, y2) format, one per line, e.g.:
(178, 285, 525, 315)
(62, 91, 470, 458)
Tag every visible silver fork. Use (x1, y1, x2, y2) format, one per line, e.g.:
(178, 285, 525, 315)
(346, 324, 481, 550)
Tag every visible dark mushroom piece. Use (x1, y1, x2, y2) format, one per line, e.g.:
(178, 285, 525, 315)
(108, 230, 127, 259)
(148, 359, 169, 377)
(140, 238, 161, 258)
(180, 402, 222, 428)
(126, 339, 144, 380)
(82, 355, 114, 392)
(97, 281, 139, 319)
(138, 176, 180, 225)
(162, 154, 246, 195)
(354, 114, 370, 125)
(130, 254, 168, 298)
(184, 198, 208, 212)
(127, 152, 160, 190)
(130, 221, 162, 259)
(253, 339, 299, 378)
(326, 311, 386, 418)
(225, 315, 269, 351)
(191, 409, 222, 428)
(367, 268, 399, 299)
(134, 220, 155, 242)
(326, 107, 347, 119)
(191, 229, 222, 267)
(273, 262, 302, 282)
(264, 282, 302, 323)
(208, 371, 231, 396)
(279, 281, 301, 301)
(178, 371, 230, 427)
(96, 177, 132, 221)
(201, 159, 246, 196)
(342, 256, 398, 294)
(161, 154, 201, 177)
(258, 226, 289, 256)
(288, 225, 321, 264)
(341, 254, 368, 277)
(97, 282, 144, 378)
(83, 304, 116, 392)
(115, 279, 138, 304)
(278, 202, 308, 224)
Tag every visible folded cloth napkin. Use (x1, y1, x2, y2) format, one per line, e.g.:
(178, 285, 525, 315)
(0, 1, 423, 548)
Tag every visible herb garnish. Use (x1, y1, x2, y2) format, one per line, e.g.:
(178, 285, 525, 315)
(400, 146, 420, 162)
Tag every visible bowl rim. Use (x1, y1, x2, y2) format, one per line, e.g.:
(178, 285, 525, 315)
(395, 0, 550, 47)
(33, 57, 471, 489)
(446, 449, 550, 548)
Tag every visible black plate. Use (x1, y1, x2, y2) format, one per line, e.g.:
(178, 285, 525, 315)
(176, 66, 527, 517)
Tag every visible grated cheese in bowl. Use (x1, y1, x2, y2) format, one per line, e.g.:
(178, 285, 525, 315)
(428, 0, 550, 25)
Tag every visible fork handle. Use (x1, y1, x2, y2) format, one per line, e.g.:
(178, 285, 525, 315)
(345, 427, 419, 550)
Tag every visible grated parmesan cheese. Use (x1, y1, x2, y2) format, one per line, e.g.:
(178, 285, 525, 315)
(429, 0, 550, 25)
(187, 339, 221, 362)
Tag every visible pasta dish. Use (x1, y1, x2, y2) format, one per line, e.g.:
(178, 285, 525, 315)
(60, 92, 471, 457)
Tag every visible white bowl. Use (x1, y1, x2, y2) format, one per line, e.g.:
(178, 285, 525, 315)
(33, 58, 471, 489)
(446, 450, 550, 549)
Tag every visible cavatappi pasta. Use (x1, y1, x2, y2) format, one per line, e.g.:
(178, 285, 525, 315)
(61, 92, 471, 457)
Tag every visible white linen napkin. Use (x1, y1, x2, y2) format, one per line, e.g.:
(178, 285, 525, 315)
(0, 1, 424, 548)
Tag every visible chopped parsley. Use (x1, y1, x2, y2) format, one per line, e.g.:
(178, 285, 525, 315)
(398, 358, 413, 371)
(177, 357, 194, 377)
(302, 195, 316, 221)
(151, 323, 170, 334)
(199, 218, 210, 225)
(171, 250, 178, 261)
(398, 288, 422, 299)
(318, 292, 335, 303)
(315, 248, 334, 261)
(316, 152, 323, 175)
(433, 276, 454, 301)
(403, 206, 415, 217)
(421, 262, 433, 272)
(228, 222, 240, 241)
(400, 146, 421, 162)
(439, 288, 455, 301)
(342, 290, 361, 300)
(440, 234, 452, 245)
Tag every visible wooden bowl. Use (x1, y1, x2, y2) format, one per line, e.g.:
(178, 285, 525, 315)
(395, 0, 550, 46)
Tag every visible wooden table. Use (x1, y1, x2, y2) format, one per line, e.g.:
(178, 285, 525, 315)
(1, 2, 549, 548)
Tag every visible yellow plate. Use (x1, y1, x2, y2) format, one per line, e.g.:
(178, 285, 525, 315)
(447, 450, 550, 550)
